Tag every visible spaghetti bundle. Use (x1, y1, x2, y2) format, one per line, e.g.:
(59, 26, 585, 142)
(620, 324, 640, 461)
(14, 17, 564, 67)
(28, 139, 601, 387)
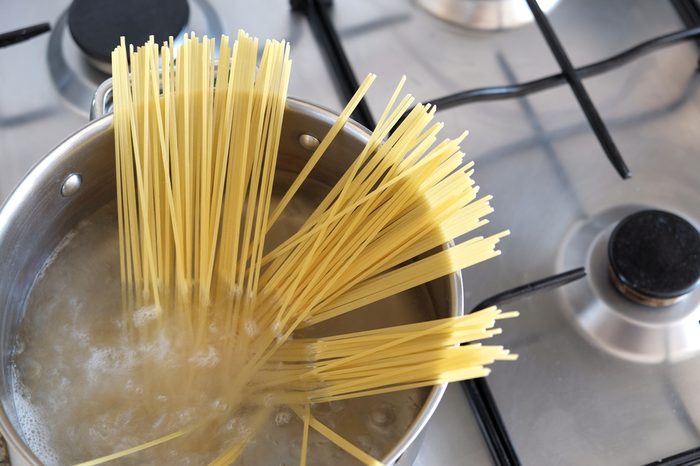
(103, 31, 516, 466)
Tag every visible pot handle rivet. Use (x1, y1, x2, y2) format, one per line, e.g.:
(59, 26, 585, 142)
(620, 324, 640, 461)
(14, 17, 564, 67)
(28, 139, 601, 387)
(61, 173, 82, 197)
(298, 133, 320, 150)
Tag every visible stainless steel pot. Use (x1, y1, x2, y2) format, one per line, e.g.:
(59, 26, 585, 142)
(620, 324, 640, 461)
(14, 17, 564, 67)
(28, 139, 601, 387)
(0, 82, 463, 465)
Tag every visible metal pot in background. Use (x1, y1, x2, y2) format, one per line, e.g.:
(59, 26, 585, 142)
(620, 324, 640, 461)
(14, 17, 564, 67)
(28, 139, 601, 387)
(416, 0, 561, 30)
(0, 83, 464, 465)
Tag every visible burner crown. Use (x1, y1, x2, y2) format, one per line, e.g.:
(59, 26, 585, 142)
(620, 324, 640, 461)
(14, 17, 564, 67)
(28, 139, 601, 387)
(608, 209, 700, 306)
(68, 0, 189, 68)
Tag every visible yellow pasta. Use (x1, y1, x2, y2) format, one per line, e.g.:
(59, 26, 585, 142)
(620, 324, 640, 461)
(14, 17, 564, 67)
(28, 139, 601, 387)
(102, 30, 516, 466)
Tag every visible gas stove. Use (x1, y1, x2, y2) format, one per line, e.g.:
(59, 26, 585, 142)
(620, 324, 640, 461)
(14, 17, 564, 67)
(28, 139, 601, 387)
(2, 0, 700, 465)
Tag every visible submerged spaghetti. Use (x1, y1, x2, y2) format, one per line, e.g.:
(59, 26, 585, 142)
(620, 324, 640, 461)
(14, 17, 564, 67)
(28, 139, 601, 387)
(74, 31, 516, 465)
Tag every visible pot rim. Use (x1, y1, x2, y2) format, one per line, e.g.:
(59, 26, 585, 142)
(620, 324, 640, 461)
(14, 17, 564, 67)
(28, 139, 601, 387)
(0, 97, 464, 465)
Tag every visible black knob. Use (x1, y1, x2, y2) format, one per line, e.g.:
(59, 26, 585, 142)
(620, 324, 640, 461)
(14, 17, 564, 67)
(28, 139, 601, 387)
(608, 209, 700, 306)
(68, 0, 189, 65)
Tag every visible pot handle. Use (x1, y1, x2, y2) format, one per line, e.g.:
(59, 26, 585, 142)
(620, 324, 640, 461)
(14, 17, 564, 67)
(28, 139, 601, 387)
(90, 78, 113, 120)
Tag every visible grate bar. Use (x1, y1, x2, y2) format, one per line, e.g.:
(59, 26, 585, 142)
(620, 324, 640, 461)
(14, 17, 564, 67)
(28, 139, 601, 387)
(462, 268, 586, 466)
(525, 0, 630, 179)
(291, 0, 375, 129)
(425, 27, 700, 110)
(644, 445, 700, 466)
(671, 0, 700, 44)
(0, 23, 50, 48)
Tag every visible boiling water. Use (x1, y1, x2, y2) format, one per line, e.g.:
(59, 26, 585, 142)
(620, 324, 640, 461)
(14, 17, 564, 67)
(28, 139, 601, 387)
(11, 179, 433, 465)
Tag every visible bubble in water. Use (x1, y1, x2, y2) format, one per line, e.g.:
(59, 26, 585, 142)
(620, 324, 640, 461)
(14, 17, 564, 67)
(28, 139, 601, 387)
(262, 392, 275, 406)
(57, 376, 70, 391)
(274, 410, 292, 426)
(237, 420, 251, 437)
(370, 402, 396, 427)
(245, 290, 255, 302)
(229, 285, 243, 299)
(21, 359, 42, 381)
(271, 320, 282, 336)
(188, 346, 220, 368)
(143, 333, 175, 364)
(73, 329, 90, 347)
(211, 398, 229, 412)
(225, 418, 237, 431)
(86, 347, 133, 384)
(125, 379, 144, 395)
(68, 296, 85, 312)
(152, 413, 167, 430)
(178, 407, 195, 424)
(14, 337, 26, 356)
(132, 305, 161, 327)
(88, 425, 109, 443)
(244, 320, 258, 337)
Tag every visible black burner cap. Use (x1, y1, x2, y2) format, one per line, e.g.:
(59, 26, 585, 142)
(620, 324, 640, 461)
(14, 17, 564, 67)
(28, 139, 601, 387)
(608, 209, 700, 303)
(68, 0, 189, 64)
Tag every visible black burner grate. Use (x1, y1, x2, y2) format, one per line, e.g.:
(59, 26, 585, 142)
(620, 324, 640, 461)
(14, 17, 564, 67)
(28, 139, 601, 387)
(0, 23, 50, 48)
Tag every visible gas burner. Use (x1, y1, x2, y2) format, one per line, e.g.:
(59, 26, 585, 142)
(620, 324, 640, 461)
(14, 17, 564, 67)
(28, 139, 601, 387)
(608, 210, 700, 307)
(68, 0, 189, 73)
(417, 0, 561, 31)
(47, 0, 224, 115)
(558, 207, 700, 364)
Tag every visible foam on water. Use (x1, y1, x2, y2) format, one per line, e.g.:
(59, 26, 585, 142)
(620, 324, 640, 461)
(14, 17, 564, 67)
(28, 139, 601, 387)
(32, 229, 77, 287)
(132, 305, 161, 327)
(188, 345, 220, 368)
(11, 368, 58, 466)
(274, 409, 292, 426)
(244, 319, 259, 337)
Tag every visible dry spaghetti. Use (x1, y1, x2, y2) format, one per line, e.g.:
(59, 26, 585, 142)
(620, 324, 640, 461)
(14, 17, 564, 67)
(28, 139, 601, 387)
(92, 30, 517, 465)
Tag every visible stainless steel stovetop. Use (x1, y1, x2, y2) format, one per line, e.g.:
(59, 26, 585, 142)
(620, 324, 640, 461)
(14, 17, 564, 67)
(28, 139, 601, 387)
(2, 1, 700, 465)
